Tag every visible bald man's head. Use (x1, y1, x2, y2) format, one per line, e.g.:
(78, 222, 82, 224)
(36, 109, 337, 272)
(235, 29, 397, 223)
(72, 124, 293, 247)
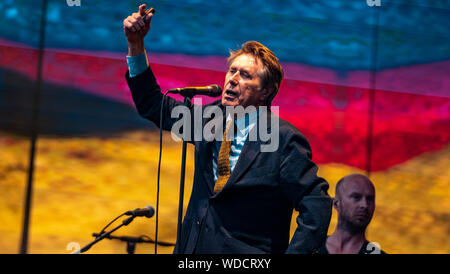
(335, 174, 375, 200)
(334, 174, 376, 231)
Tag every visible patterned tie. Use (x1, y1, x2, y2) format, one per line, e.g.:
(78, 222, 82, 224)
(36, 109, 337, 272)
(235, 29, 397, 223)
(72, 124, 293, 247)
(213, 119, 234, 194)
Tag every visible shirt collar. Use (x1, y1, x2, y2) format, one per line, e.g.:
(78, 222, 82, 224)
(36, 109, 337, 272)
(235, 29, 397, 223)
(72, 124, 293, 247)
(226, 109, 259, 137)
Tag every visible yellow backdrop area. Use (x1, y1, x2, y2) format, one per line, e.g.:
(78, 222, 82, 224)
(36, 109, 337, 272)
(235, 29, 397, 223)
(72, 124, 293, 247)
(0, 130, 449, 254)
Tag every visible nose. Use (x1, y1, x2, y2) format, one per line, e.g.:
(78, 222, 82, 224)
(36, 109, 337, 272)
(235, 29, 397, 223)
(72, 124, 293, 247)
(358, 197, 370, 210)
(229, 71, 240, 86)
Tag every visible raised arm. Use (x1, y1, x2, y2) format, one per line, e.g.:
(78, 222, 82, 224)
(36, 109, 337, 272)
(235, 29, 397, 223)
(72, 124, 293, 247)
(123, 4, 195, 141)
(123, 4, 154, 56)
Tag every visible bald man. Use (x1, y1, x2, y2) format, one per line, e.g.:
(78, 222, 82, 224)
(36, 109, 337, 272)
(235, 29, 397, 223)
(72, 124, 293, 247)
(319, 174, 385, 254)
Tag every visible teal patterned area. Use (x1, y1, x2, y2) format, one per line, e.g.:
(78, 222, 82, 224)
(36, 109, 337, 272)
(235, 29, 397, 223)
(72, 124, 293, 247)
(0, 0, 449, 70)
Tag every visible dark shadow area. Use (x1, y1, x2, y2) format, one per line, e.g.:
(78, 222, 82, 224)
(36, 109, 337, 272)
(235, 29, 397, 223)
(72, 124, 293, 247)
(0, 68, 155, 137)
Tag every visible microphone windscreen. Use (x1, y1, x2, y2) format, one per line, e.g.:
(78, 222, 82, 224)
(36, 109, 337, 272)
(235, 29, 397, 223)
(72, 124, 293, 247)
(145, 206, 155, 218)
(209, 85, 222, 97)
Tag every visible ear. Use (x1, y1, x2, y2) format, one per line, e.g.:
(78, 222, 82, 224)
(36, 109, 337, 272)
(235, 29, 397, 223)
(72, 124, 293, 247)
(260, 88, 271, 104)
(333, 198, 339, 209)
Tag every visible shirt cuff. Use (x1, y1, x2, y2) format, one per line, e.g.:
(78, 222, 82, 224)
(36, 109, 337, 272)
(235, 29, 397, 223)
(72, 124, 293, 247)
(126, 51, 149, 78)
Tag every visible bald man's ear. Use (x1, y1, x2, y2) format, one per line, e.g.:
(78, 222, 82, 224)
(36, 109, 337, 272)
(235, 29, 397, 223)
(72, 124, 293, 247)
(333, 198, 339, 209)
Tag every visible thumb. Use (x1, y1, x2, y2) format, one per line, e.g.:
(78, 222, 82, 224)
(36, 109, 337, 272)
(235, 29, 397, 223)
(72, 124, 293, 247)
(144, 13, 153, 25)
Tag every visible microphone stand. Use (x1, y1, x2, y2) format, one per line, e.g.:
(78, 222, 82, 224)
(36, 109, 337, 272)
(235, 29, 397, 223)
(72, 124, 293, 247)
(91, 233, 175, 254)
(174, 95, 193, 254)
(72, 216, 136, 254)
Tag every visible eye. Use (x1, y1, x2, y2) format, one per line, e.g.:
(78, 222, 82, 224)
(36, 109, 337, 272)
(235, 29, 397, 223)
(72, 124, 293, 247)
(241, 71, 251, 79)
(228, 68, 237, 74)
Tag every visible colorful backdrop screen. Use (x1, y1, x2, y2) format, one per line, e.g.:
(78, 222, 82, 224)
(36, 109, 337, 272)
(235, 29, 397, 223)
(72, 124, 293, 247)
(0, 0, 449, 253)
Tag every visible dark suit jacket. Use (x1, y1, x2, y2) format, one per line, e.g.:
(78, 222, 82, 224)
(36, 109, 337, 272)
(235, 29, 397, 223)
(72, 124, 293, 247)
(126, 66, 332, 254)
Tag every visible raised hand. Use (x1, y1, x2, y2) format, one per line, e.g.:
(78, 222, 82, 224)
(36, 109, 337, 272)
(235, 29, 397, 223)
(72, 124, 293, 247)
(123, 4, 154, 55)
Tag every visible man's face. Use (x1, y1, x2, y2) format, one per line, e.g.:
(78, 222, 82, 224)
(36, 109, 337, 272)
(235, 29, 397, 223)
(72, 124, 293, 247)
(335, 180, 375, 229)
(222, 54, 268, 108)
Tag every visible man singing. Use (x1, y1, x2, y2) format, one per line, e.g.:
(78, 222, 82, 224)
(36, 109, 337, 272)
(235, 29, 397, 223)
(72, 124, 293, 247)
(123, 4, 332, 254)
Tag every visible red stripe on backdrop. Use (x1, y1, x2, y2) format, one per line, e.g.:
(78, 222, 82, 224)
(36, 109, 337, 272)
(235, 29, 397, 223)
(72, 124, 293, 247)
(0, 42, 448, 171)
(276, 79, 449, 171)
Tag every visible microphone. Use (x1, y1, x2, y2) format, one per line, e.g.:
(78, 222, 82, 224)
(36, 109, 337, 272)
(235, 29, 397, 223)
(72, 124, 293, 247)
(168, 84, 222, 97)
(125, 206, 155, 218)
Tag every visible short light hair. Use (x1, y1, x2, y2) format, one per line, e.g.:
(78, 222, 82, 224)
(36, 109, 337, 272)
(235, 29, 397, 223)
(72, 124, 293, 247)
(227, 41, 284, 107)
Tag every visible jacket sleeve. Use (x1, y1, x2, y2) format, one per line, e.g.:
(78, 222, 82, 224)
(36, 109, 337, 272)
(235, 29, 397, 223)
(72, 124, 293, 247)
(279, 127, 333, 254)
(125, 66, 194, 141)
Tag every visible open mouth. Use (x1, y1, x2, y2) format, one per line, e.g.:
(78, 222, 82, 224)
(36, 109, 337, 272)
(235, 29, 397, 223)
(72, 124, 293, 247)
(224, 89, 239, 100)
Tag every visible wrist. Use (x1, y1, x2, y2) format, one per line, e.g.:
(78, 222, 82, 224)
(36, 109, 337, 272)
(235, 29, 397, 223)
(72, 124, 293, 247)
(127, 40, 145, 56)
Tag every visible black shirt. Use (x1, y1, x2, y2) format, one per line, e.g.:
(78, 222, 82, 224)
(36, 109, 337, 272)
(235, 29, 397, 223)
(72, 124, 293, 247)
(319, 238, 386, 254)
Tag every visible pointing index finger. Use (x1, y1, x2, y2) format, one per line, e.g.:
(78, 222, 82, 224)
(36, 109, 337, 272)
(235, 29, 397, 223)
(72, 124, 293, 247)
(138, 4, 147, 16)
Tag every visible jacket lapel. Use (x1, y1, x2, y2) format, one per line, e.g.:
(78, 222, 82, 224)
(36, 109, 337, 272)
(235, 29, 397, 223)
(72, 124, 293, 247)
(223, 134, 261, 190)
(197, 101, 224, 195)
(197, 140, 215, 194)
(221, 109, 273, 192)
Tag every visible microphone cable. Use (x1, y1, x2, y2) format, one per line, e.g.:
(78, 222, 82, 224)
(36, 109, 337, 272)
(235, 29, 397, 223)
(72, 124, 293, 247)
(96, 212, 126, 239)
(95, 205, 154, 240)
(155, 90, 170, 254)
